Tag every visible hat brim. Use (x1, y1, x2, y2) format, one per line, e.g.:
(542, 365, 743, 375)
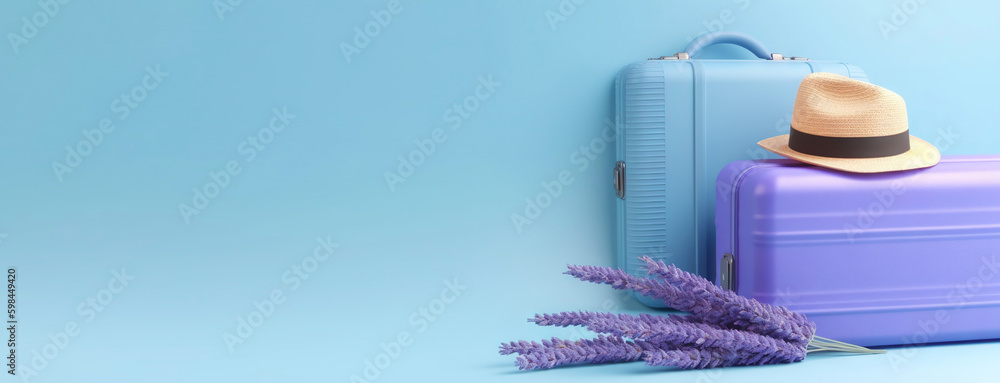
(758, 134, 940, 173)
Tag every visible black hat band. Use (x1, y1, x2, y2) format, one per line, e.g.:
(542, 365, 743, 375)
(788, 126, 911, 159)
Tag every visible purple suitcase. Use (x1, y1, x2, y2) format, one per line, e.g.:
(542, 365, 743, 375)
(715, 155, 1000, 347)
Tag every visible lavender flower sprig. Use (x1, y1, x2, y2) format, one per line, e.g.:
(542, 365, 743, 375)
(642, 347, 792, 369)
(499, 335, 653, 370)
(564, 257, 815, 347)
(499, 257, 883, 371)
(529, 311, 805, 364)
(638, 256, 816, 347)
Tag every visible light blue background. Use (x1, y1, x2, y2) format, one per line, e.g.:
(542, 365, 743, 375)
(1, 1, 997, 382)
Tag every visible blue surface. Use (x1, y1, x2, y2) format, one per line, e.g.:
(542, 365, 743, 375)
(0, 1, 997, 382)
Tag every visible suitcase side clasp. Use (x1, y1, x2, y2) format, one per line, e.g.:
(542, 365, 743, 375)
(721, 252, 736, 291)
(613, 161, 626, 199)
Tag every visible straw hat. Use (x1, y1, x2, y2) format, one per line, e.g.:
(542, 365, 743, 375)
(758, 73, 940, 173)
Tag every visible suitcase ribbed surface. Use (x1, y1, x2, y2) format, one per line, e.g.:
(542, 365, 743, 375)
(621, 64, 669, 280)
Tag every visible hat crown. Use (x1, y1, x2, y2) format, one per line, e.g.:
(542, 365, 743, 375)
(790, 73, 908, 138)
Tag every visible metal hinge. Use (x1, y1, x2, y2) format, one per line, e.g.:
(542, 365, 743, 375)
(770, 53, 810, 61)
(649, 52, 690, 60)
(613, 161, 626, 199)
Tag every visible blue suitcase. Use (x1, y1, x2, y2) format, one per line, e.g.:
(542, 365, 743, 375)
(613, 33, 868, 307)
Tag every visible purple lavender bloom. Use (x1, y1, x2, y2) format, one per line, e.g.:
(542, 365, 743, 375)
(530, 311, 704, 344)
(643, 346, 798, 369)
(563, 264, 685, 306)
(499, 340, 543, 356)
(528, 311, 805, 364)
(638, 313, 805, 364)
(638, 256, 816, 347)
(564, 259, 815, 347)
(503, 335, 650, 370)
(642, 348, 719, 369)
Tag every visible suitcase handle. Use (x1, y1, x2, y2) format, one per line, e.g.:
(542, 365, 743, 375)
(682, 32, 771, 60)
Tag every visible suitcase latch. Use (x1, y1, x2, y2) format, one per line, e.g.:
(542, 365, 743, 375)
(721, 253, 736, 291)
(613, 161, 626, 199)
